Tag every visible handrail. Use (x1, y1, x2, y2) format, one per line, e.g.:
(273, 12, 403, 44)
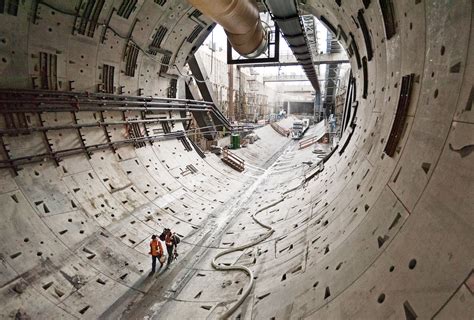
(223, 148, 245, 168)
(270, 122, 290, 137)
(299, 135, 319, 149)
(226, 149, 244, 163)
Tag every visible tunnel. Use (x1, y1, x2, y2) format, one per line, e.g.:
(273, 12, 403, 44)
(0, 0, 473, 319)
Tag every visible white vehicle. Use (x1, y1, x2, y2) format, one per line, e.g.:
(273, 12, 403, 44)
(292, 118, 310, 139)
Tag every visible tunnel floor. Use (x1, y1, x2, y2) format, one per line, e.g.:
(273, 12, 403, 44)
(104, 119, 328, 319)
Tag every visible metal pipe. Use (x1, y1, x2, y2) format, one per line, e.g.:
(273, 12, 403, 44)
(0, 88, 232, 131)
(0, 107, 209, 114)
(0, 98, 211, 108)
(187, 0, 267, 58)
(0, 118, 193, 135)
(0, 89, 216, 105)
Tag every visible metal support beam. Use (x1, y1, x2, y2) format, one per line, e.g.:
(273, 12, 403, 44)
(187, 54, 218, 104)
(72, 111, 91, 158)
(187, 54, 232, 138)
(38, 112, 60, 166)
(237, 60, 349, 68)
(0, 134, 17, 175)
(228, 64, 234, 121)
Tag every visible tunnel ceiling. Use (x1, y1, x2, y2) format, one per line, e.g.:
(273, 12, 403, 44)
(0, 0, 215, 94)
(0, 0, 473, 319)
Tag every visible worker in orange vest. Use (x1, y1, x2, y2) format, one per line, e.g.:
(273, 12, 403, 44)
(149, 235, 163, 274)
(165, 229, 175, 267)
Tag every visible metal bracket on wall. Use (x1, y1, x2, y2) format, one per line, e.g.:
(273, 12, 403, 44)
(0, 89, 223, 170)
(38, 112, 60, 166)
(227, 24, 280, 65)
(0, 134, 17, 175)
(72, 111, 91, 159)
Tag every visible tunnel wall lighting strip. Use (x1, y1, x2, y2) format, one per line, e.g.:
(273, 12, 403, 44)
(384, 73, 415, 157)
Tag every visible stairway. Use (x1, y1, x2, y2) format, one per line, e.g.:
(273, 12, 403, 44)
(221, 148, 245, 172)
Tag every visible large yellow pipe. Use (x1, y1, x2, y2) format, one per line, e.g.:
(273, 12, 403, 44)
(187, 0, 267, 58)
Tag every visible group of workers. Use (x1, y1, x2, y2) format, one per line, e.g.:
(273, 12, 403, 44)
(149, 228, 180, 274)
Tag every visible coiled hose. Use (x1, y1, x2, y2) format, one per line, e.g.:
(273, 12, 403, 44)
(211, 197, 286, 319)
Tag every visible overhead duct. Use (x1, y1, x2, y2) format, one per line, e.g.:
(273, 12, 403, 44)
(187, 0, 268, 58)
(264, 0, 320, 93)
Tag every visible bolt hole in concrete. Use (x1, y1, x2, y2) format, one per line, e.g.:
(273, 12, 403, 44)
(10, 252, 21, 259)
(421, 162, 431, 174)
(55, 288, 64, 297)
(389, 266, 395, 272)
(10, 194, 18, 203)
(79, 306, 90, 314)
(324, 287, 331, 299)
(403, 300, 418, 319)
(42, 282, 53, 290)
(409, 259, 417, 269)
(378, 293, 386, 303)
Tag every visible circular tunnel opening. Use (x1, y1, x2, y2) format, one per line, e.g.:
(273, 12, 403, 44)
(0, 1, 472, 319)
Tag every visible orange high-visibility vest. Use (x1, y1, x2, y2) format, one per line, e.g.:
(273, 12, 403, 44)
(150, 239, 162, 256)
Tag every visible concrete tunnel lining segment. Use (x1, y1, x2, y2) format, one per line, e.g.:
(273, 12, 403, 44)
(0, 0, 473, 319)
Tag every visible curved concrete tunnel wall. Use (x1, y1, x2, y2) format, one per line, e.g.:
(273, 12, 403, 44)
(0, 0, 473, 319)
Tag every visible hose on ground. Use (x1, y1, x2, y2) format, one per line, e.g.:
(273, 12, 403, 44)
(211, 197, 286, 319)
